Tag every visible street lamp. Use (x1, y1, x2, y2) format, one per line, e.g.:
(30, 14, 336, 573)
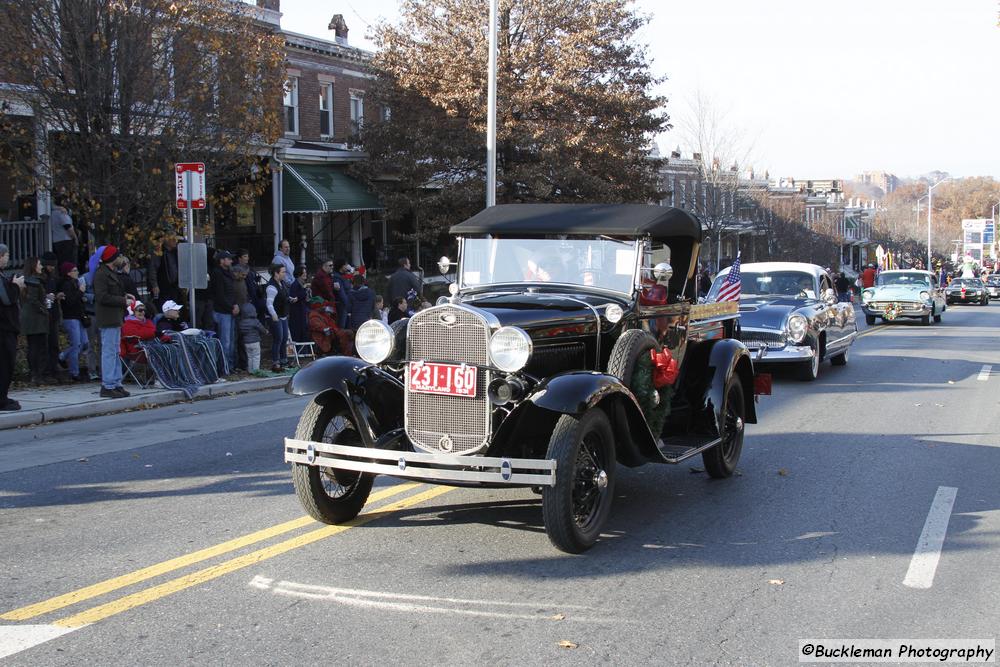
(927, 177, 949, 271)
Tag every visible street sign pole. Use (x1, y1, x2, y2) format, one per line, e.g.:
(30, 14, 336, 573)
(185, 170, 197, 329)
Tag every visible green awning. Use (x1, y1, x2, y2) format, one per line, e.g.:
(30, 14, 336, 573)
(283, 163, 382, 213)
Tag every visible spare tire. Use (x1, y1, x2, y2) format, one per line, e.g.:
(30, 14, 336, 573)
(607, 329, 673, 438)
(607, 329, 658, 389)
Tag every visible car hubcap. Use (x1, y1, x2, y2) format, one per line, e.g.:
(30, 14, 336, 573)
(320, 414, 360, 499)
(572, 434, 607, 529)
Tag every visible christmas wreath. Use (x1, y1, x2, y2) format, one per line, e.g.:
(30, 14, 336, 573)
(882, 302, 903, 321)
(630, 348, 679, 438)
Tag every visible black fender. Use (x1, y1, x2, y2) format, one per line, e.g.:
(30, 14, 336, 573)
(701, 339, 758, 437)
(500, 371, 660, 466)
(285, 356, 404, 447)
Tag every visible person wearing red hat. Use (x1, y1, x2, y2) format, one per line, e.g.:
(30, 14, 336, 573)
(93, 245, 135, 397)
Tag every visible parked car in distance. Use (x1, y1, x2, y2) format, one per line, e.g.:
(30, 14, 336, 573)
(283, 203, 765, 553)
(984, 275, 1000, 299)
(945, 278, 989, 305)
(709, 262, 857, 381)
(860, 269, 946, 326)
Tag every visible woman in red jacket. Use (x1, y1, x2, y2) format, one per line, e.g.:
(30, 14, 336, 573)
(120, 303, 156, 363)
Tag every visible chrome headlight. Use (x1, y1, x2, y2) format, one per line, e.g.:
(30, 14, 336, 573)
(786, 314, 808, 343)
(862, 289, 874, 302)
(604, 304, 623, 324)
(919, 291, 930, 301)
(355, 320, 394, 364)
(488, 326, 532, 372)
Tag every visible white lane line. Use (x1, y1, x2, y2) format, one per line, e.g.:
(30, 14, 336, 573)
(248, 576, 608, 622)
(977, 365, 992, 381)
(903, 486, 958, 589)
(0, 625, 77, 660)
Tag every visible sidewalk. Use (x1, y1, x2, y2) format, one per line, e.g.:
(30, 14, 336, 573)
(1, 374, 294, 431)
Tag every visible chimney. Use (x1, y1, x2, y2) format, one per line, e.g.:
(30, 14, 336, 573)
(329, 14, 349, 42)
(256, 0, 280, 11)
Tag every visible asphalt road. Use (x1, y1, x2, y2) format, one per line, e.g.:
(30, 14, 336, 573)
(1, 303, 998, 665)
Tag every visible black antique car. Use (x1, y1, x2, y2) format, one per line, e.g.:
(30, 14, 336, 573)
(283, 204, 760, 553)
(711, 262, 858, 381)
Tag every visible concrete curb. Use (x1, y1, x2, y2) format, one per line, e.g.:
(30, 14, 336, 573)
(0, 375, 291, 430)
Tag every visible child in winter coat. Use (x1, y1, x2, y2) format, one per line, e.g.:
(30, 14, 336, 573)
(238, 302, 269, 372)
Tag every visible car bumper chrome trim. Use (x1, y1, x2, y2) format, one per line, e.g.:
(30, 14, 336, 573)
(740, 343, 815, 363)
(284, 438, 557, 487)
(861, 304, 932, 317)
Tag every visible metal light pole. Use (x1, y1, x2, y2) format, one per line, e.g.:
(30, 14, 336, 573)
(927, 177, 948, 271)
(485, 0, 497, 208)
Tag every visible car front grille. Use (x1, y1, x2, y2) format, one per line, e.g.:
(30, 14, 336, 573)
(405, 305, 491, 455)
(868, 301, 922, 309)
(738, 329, 786, 349)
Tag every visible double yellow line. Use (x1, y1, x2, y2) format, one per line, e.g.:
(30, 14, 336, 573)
(2, 482, 453, 628)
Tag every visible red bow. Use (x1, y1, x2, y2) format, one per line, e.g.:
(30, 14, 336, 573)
(650, 348, 679, 388)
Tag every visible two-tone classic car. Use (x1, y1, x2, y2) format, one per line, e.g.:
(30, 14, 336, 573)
(860, 269, 946, 325)
(945, 278, 990, 305)
(984, 275, 1000, 299)
(283, 204, 763, 553)
(709, 262, 857, 381)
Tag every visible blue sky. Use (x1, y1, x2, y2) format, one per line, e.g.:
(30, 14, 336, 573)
(277, 0, 1000, 180)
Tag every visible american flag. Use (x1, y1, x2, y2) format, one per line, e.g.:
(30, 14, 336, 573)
(717, 253, 742, 302)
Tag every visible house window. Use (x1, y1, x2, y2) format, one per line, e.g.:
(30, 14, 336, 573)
(350, 92, 364, 135)
(379, 105, 391, 122)
(284, 78, 299, 135)
(319, 82, 333, 137)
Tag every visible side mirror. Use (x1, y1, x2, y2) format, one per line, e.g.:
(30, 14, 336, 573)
(823, 288, 837, 305)
(652, 262, 673, 285)
(437, 256, 453, 275)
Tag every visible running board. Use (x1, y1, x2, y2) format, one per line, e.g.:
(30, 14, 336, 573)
(656, 436, 723, 464)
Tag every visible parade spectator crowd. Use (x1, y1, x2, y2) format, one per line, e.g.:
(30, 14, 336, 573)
(0, 227, 427, 410)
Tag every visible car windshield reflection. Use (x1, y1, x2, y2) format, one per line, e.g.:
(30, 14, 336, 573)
(877, 272, 932, 288)
(710, 271, 816, 300)
(459, 236, 638, 293)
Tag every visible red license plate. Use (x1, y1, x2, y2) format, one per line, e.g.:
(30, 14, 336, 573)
(753, 373, 772, 396)
(408, 361, 478, 397)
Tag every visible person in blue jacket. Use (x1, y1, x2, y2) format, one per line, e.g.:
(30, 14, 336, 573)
(348, 274, 376, 330)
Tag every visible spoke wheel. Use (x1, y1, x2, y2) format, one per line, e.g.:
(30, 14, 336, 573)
(542, 410, 616, 554)
(702, 378, 745, 478)
(291, 400, 374, 524)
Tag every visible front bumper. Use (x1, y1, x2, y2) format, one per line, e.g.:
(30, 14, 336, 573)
(284, 436, 557, 487)
(740, 343, 815, 364)
(946, 293, 983, 302)
(861, 302, 932, 318)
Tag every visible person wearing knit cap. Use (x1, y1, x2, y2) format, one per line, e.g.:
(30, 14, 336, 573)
(56, 262, 89, 381)
(93, 244, 135, 398)
(39, 251, 65, 381)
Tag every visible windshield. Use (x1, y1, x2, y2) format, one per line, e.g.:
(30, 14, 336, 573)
(950, 279, 983, 287)
(986, 276, 1000, 285)
(709, 270, 817, 300)
(877, 272, 932, 288)
(459, 237, 638, 293)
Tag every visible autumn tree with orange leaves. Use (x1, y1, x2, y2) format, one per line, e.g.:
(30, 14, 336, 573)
(358, 0, 668, 237)
(0, 0, 285, 256)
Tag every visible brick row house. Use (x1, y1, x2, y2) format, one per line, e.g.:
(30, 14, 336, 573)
(212, 0, 385, 271)
(0, 0, 387, 272)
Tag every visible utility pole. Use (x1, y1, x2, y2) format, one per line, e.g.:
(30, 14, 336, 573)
(485, 0, 497, 208)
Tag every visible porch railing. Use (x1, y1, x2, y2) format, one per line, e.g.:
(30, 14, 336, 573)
(0, 220, 48, 269)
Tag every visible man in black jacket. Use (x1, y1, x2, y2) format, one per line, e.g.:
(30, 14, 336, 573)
(210, 250, 238, 372)
(0, 244, 24, 410)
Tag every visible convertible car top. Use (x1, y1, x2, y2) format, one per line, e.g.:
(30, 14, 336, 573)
(450, 203, 703, 241)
